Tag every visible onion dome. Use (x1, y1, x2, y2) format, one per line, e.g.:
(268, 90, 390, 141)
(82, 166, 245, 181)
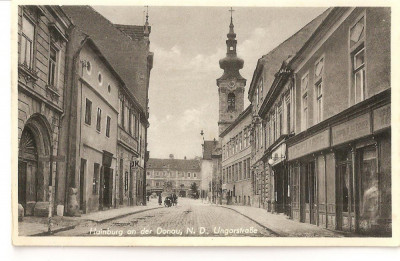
(218, 10, 244, 80)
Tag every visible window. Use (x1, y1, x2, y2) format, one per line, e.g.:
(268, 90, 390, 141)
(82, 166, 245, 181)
(85, 98, 92, 125)
(239, 162, 242, 180)
(98, 72, 103, 85)
(96, 108, 102, 132)
(353, 48, 366, 103)
(20, 16, 35, 69)
(302, 93, 308, 130)
(301, 73, 309, 131)
(124, 171, 129, 192)
(316, 82, 323, 123)
(243, 160, 247, 179)
(247, 158, 250, 179)
(188, 172, 191, 178)
(227, 93, 235, 111)
(106, 116, 111, 137)
(259, 78, 263, 101)
(119, 98, 124, 126)
(108, 84, 111, 93)
(124, 106, 129, 131)
(239, 132, 242, 151)
(93, 163, 100, 194)
(193, 173, 197, 178)
(128, 109, 132, 134)
(48, 46, 57, 86)
(86, 61, 91, 74)
(315, 57, 324, 123)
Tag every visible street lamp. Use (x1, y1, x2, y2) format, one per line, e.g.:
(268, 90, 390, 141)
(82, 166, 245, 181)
(267, 154, 286, 166)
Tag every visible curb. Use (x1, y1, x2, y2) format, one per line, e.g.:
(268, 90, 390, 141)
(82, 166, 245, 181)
(30, 224, 77, 236)
(218, 205, 282, 236)
(88, 206, 163, 224)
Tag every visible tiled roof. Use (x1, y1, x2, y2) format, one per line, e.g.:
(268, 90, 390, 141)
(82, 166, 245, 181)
(203, 140, 215, 160)
(249, 8, 332, 100)
(61, 6, 148, 111)
(146, 158, 201, 171)
(114, 24, 151, 41)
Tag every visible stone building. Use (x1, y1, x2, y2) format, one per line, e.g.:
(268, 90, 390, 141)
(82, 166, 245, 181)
(17, 5, 72, 216)
(251, 9, 330, 212)
(284, 7, 391, 235)
(61, 6, 153, 213)
(146, 156, 201, 197)
(220, 106, 252, 205)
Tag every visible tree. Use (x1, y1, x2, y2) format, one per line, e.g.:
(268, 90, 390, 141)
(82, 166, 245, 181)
(190, 182, 199, 199)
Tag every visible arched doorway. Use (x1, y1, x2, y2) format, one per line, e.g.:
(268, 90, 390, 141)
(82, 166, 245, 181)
(18, 114, 52, 215)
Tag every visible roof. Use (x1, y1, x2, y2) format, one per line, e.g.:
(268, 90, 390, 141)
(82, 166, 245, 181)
(146, 158, 201, 171)
(114, 24, 151, 41)
(203, 140, 221, 160)
(248, 8, 332, 100)
(219, 105, 252, 138)
(61, 6, 148, 112)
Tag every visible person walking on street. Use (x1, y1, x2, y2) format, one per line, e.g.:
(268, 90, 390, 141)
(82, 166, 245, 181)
(158, 194, 162, 206)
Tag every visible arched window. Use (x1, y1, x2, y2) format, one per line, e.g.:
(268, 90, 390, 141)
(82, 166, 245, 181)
(227, 93, 235, 111)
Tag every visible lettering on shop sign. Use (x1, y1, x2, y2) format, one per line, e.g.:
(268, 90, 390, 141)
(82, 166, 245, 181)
(373, 104, 390, 132)
(119, 128, 138, 151)
(332, 113, 371, 146)
(288, 129, 330, 160)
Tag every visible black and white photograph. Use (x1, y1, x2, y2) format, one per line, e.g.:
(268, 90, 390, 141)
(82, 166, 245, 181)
(10, 0, 397, 247)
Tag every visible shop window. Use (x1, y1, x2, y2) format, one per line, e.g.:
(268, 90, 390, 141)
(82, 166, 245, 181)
(85, 98, 92, 125)
(20, 16, 35, 69)
(359, 146, 378, 230)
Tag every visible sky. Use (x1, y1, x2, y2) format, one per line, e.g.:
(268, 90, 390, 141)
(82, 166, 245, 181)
(94, 6, 327, 160)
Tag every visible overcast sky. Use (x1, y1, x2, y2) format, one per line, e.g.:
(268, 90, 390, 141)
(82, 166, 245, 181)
(94, 6, 326, 159)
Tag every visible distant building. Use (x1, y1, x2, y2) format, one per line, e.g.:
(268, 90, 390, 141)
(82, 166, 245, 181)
(146, 156, 201, 197)
(200, 140, 222, 203)
(220, 106, 252, 206)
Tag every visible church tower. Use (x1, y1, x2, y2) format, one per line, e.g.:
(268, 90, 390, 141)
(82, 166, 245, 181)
(217, 8, 246, 135)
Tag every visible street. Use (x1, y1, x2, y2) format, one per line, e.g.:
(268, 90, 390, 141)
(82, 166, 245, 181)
(53, 198, 275, 237)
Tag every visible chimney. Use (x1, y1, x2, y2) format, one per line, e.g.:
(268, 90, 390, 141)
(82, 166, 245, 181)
(169, 154, 174, 159)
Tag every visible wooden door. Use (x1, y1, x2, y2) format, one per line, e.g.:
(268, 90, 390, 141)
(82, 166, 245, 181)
(18, 161, 27, 207)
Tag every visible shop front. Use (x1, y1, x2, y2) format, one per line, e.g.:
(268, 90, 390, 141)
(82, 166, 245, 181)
(287, 96, 391, 235)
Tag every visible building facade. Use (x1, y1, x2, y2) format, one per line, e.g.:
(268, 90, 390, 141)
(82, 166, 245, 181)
(61, 6, 153, 213)
(146, 157, 201, 197)
(285, 7, 391, 235)
(17, 5, 72, 216)
(248, 9, 330, 211)
(200, 140, 222, 203)
(220, 106, 252, 205)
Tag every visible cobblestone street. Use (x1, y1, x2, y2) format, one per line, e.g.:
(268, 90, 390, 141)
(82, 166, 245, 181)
(53, 198, 275, 237)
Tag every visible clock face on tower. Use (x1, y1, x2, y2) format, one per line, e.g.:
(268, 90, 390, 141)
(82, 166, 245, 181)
(228, 77, 236, 89)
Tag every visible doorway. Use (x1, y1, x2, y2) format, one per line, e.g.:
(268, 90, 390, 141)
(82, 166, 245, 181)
(305, 162, 317, 225)
(18, 128, 39, 214)
(102, 167, 113, 208)
(79, 159, 86, 212)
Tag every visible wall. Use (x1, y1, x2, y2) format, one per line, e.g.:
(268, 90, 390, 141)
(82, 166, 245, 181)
(294, 8, 391, 133)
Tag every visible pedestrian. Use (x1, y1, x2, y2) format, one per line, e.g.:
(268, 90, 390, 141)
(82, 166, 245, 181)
(158, 194, 162, 206)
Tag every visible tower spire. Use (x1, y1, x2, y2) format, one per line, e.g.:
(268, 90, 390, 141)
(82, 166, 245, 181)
(144, 5, 150, 37)
(228, 7, 235, 37)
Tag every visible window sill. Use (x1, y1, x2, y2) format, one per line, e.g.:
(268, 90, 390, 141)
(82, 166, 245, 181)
(18, 63, 38, 82)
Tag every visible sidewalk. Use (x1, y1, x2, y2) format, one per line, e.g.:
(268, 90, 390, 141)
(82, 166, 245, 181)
(220, 205, 344, 237)
(18, 200, 162, 236)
